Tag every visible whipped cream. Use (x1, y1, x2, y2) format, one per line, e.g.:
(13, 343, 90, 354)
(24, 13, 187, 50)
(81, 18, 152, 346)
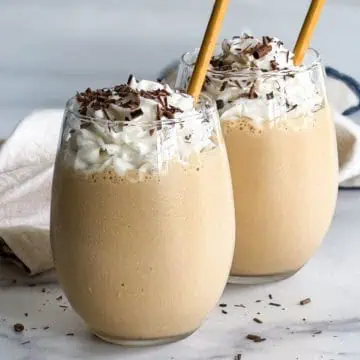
(201, 34, 324, 124)
(65, 77, 216, 175)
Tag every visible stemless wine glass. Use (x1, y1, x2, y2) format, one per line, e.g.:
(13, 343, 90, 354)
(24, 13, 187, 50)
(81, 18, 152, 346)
(177, 47, 338, 285)
(50, 93, 235, 345)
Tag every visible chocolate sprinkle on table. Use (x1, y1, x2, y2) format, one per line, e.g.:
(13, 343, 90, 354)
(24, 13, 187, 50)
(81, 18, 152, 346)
(255, 300, 262, 303)
(24, 313, 28, 317)
(221, 310, 228, 315)
(300, 298, 311, 306)
(234, 304, 246, 308)
(13, 323, 24, 333)
(43, 326, 50, 330)
(56, 296, 63, 301)
(269, 302, 281, 307)
(253, 317, 263, 324)
(246, 334, 266, 343)
(268, 294, 273, 300)
(234, 354, 242, 360)
(21, 341, 31, 345)
(219, 303, 227, 308)
(66, 332, 75, 336)
(248, 83, 258, 99)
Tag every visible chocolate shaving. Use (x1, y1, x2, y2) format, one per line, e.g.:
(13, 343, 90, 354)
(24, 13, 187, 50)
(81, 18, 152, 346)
(269, 302, 281, 307)
(149, 128, 155, 136)
(221, 310, 228, 315)
(130, 108, 144, 119)
(253, 44, 272, 60)
(216, 99, 225, 110)
(66, 332, 75, 336)
(246, 334, 266, 343)
(268, 294, 273, 300)
(253, 318, 263, 324)
(219, 303, 227, 308)
(270, 60, 278, 71)
(13, 323, 24, 333)
(56, 296, 63, 301)
(266, 92, 274, 100)
(286, 51, 290, 63)
(234, 80, 243, 89)
(287, 104, 298, 112)
(127, 74, 134, 85)
(248, 83, 258, 99)
(220, 81, 228, 92)
(21, 341, 31, 345)
(299, 298, 311, 306)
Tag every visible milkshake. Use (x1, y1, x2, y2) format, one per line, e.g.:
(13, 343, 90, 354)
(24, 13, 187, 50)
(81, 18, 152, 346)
(176, 35, 338, 284)
(50, 77, 235, 345)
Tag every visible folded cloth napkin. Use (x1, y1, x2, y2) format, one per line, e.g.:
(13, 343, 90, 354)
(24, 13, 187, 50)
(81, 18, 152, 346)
(0, 67, 360, 283)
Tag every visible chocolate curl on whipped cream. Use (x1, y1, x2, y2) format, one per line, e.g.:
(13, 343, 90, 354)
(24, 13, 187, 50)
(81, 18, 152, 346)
(253, 44, 272, 60)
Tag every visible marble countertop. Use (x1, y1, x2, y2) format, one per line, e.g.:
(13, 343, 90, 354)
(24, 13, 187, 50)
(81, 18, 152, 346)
(1, 191, 360, 360)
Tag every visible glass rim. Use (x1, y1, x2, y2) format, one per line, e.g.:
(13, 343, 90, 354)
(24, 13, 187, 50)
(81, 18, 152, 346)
(180, 47, 322, 77)
(64, 93, 217, 126)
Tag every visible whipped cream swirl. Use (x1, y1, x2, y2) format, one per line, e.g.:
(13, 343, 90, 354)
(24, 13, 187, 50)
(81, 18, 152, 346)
(202, 34, 324, 124)
(65, 77, 216, 175)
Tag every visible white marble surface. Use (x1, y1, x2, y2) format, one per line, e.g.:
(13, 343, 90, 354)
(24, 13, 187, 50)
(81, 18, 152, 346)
(1, 191, 360, 360)
(1, 0, 360, 138)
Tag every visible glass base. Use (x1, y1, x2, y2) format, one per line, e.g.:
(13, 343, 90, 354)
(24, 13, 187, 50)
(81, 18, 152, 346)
(93, 329, 197, 346)
(228, 268, 300, 285)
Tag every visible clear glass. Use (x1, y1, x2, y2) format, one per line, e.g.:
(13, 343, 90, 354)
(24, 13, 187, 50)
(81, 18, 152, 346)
(50, 95, 235, 345)
(177, 47, 338, 285)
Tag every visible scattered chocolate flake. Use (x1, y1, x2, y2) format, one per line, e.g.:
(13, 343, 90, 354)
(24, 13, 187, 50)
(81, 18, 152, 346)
(266, 92, 274, 100)
(269, 302, 281, 307)
(253, 318, 263, 324)
(312, 330, 322, 336)
(255, 300, 262, 303)
(246, 334, 266, 343)
(234, 80, 243, 89)
(66, 332, 75, 336)
(302, 318, 307, 322)
(234, 354, 242, 360)
(222, 310, 228, 315)
(286, 51, 290, 63)
(59, 305, 68, 309)
(127, 74, 134, 85)
(287, 104, 298, 112)
(21, 340, 31, 345)
(13, 323, 24, 333)
(234, 304, 246, 308)
(41, 288, 46, 293)
(28, 284, 36, 287)
(299, 298, 311, 306)
(253, 44, 272, 60)
(216, 99, 225, 110)
(256, 312, 261, 315)
(184, 135, 192, 142)
(248, 83, 258, 99)
(263, 36, 273, 45)
(56, 296, 63, 301)
(130, 108, 144, 119)
(220, 81, 228, 92)
(268, 294, 273, 300)
(149, 128, 155, 136)
(24, 313, 28, 317)
(121, 283, 125, 287)
(219, 303, 227, 308)
(31, 327, 37, 330)
(270, 60, 278, 71)
(43, 326, 50, 330)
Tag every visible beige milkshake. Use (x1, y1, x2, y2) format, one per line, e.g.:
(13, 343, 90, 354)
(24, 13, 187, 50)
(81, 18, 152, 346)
(50, 78, 235, 345)
(177, 34, 338, 283)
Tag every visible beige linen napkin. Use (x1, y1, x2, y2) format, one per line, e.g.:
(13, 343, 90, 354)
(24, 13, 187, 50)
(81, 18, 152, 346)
(0, 71, 360, 284)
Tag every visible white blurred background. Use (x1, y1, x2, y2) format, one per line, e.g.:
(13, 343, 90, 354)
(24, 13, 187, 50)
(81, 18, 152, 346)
(0, 0, 358, 138)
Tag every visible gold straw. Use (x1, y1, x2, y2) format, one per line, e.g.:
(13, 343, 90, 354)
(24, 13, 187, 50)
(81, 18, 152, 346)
(293, 0, 326, 65)
(187, 0, 230, 102)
